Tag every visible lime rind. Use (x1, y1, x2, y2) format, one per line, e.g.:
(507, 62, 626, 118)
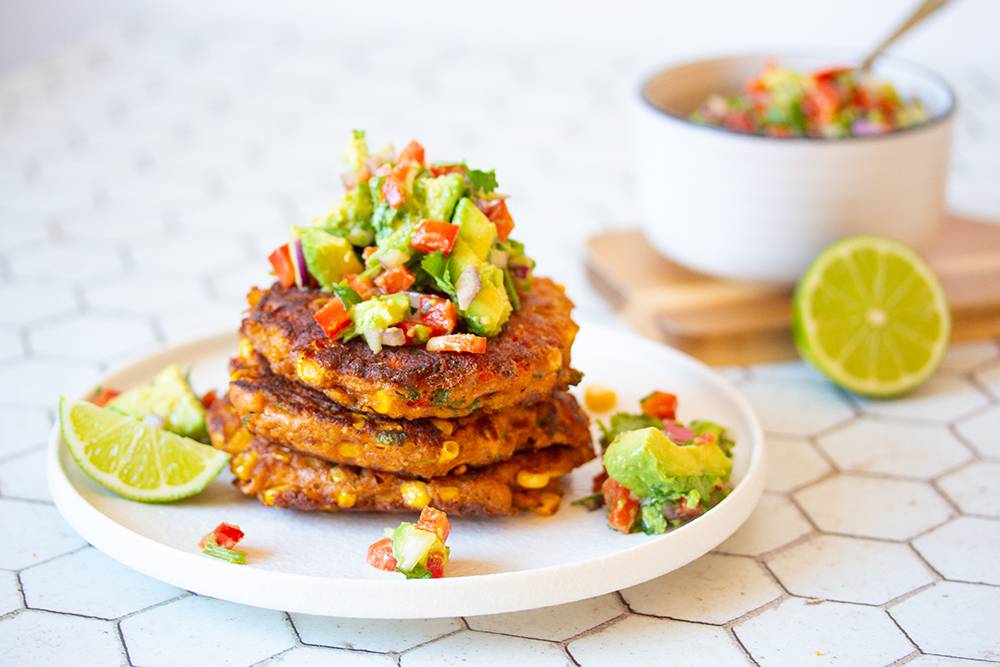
(60, 396, 230, 503)
(793, 236, 950, 398)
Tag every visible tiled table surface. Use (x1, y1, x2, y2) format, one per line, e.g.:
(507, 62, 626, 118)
(2, 15, 1000, 667)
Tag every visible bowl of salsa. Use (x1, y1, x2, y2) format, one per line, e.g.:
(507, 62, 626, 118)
(634, 53, 955, 283)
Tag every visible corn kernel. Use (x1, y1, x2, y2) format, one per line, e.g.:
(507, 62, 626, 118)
(437, 486, 460, 502)
(533, 492, 561, 516)
(337, 488, 357, 508)
(584, 385, 617, 413)
(246, 288, 263, 309)
(238, 337, 255, 362)
(432, 419, 455, 436)
(232, 450, 258, 479)
(351, 415, 367, 430)
(338, 442, 361, 458)
(262, 485, 291, 506)
(330, 466, 348, 483)
(400, 481, 431, 509)
(227, 427, 254, 454)
(272, 448, 291, 463)
(516, 470, 551, 489)
(373, 390, 394, 415)
(295, 354, 323, 385)
(438, 440, 460, 464)
(451, 464, 468, 476)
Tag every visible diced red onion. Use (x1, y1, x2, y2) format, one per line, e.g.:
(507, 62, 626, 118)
(456, 265, 481, 310)
(291, 238, 316, 288)
(489, 249, 509, 269)
(851, 119, 888, 137)
(508, 262, 531, 280)
(664, 421, 696, 444)
(378, 249, 410, 269)
(381, 327, 406, 347)
(363, 328, 383, 354)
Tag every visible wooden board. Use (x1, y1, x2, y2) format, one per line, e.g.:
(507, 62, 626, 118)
(586, 215, 1000, 366)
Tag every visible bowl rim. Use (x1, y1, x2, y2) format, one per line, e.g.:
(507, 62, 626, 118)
(639, 51, 957, 143)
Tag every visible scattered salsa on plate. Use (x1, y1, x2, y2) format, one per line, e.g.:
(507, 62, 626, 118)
(690, 63, 928, 138)
(368, 507, 452, 579)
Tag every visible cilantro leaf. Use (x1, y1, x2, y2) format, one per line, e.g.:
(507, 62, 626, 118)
(467, 168, 498, 194)
(420, 252, 455, 297)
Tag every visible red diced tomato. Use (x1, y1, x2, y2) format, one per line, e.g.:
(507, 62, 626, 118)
(591, 469, 609, 493)
(374, 266, 416, 294)
(367, 537, 397, 572)
(200, 390, 217, 409)
(213, 523, 245, 549)
(398, 320, 432, 345)
(426, 333, 487, 354)
(314, 299, 352, 338)
(477, 199, 515, 241)
(397, 140, 425, 166)
(418, 295, 457, 335)
(429, 164, 466, 177)
(381, 175, 405, 208)
(89, 388, 121, 407)
(268, 244, 296, 288)
(426, 551, 446, 579)
(416, 506, 451, 542)
(602, 477, 640, 534)
(410, 220, 459, 254)
(346, 273, 377, 300)
(640, 390, 677, 420)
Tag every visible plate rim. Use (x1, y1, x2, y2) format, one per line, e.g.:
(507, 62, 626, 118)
(48, 323, 767, 618)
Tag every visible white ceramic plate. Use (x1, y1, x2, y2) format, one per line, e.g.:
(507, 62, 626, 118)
(48, 324, 765, 618)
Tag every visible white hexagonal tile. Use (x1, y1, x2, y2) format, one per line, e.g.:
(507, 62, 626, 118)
(975, 362, 1000, 400)
(157, 300, 243, 345)
(622, 554, 780, 624)
(0, 358, 100, 408)
(856, 375, 989, 423)
(260, 646, 395, 667)
(766, 534, 933, 604)
(0, 610, 122, 665)
(941, 341, 998, 372)
(291, 615, 462, 653)
(0, 570, 21, 616)
(22, 547, 182, 618)
(0, 406, 51, 458)
(913, 516, 1000, 585)
(0, 498, 85, 569)
(739, 380, 854, 437)
(735, 598, 912, 666)
(401, 630, 567, 667)
(568, 615, 747, 666)
(955, 405, 1000, 459)
(29, 313, 157, 363)
(716, 494, 812, 556)
(817, 419, 972, 480)
(83, 272, 208, 316)
(765, 435, 832, 493)
(209, 258, 274, 302)
(129, 232, 252, 276)
(938, 461, 1000, 517)
(890, 582, 1000, 661)
(9, 242, 125, 283)
(467, 594, 622, 641)
(0, 214, 53, 251)
(0, 283, 77, 327)
(0, 328, 23, 363)
(121, 596, 295, 667)
(795, 475, 953, 540)
(905, 656, 987, 666)
(750, 359, 827, 383)
(0, 448, 50, 501)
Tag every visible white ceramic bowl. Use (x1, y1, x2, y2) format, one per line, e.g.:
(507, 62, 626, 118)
(634, 54, 956, 284)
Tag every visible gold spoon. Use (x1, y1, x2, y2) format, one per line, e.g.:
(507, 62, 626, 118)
(859, 0, 955, 70)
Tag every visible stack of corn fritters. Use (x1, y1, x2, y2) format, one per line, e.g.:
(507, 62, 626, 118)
(206, 277, 595, 517)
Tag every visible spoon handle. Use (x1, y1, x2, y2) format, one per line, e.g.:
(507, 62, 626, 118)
(859, 0, 954, 70)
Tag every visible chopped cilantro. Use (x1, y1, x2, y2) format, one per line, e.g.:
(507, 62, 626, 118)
(375, 431, 407, 446)
(467, 168, 497, 194)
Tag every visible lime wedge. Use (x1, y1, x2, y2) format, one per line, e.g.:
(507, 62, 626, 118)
(793, 236, 950, 398)
(107, 364, 207, 441)
(60, 397, 229, 502)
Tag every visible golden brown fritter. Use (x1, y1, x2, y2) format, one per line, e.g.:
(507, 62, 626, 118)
(241, 277, 581, 419)
(207, 399, 595, 517)
(227, 356, 592, 479)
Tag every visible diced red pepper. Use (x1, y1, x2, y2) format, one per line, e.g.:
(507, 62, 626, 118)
(602, 477, 640, 534)
(314, 299, 352, 338)
(426, 551, 447, 579)
(346, 273, 377, 301)
(640, 390, 678, 420)
(398, 320, 433, 345)
(416, 506, 451, 542)
(397, 140, 425, 166)
(410, 220, 459, 255)
(374, 266, 416, 294)
(381, 175, 405, 208)
(200, 390, 217, 409)
(90, 388, 121, 407)
(362, 246, 377, 261)
(198, 522, 245, 550)
(367, 537, 397, 572)
(268, 244, 296, 288)
(426, 333, 487, 354)
(428, 164, 466, 177)
(477, 199, 515, 241)
(418, 295, 457, 335)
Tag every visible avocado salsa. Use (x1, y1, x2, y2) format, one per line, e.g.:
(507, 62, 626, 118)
(266, 131, 534, 355)
(578, 390, 735, 535)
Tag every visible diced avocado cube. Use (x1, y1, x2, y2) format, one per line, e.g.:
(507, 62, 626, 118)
(424, 173, 465, 221)
(451, 198, 496, 261)
(353, 294, 410, 331)
(463, 264, 512, 337)
(107, 364, 207, 441)
(446, 241, 481, 285)
(301, 229, 363, 290)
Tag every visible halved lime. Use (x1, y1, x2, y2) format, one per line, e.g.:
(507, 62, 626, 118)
(60, 397, 229, 502)
(793, 236, 950, 398)
(107, 364, 207, 441)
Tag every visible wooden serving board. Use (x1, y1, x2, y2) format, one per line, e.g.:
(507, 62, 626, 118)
(586, 215, 1000, 366)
